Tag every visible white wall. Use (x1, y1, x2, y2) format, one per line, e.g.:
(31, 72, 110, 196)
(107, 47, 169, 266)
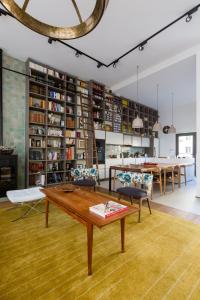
(159, 102, 196, 157)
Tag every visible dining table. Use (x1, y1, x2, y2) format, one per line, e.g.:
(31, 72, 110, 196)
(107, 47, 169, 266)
(109, 163, 193, 192)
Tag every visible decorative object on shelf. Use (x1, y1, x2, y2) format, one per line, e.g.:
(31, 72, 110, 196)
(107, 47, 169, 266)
(168, 92, 176, 134)
(0, 145, 14, 155)
(1, 0, 109, 39)
(153, 84, 162, 132)
(163, 125, 170, 134)
(132, 65, 144, 129)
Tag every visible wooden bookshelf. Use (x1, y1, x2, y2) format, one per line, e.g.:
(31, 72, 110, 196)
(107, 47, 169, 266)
(26, 59, 158, 187)
(27, 59, 77, 187)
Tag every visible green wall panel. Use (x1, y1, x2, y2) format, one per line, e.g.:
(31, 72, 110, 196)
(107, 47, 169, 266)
(3, 54, 26, 188)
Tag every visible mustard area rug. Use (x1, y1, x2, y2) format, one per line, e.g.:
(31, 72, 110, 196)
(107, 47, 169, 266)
(1, 204, 200, 300)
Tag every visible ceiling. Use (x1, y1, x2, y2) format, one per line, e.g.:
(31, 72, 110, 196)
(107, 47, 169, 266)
(0, 0, 200, 88)
(116, 55, 196, 109)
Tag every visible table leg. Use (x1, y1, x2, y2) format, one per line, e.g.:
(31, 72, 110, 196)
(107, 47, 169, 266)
(45, 198, 49, 228)
(109, 167, 112, 192)
(164, 170, 166, 194)
(87, 223, 93, 276)
(121, 218, 125, 253)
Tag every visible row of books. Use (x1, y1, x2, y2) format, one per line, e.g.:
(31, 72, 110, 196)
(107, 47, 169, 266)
(66, 146, 75, 160)
(49, 90, 65, 100)
(48, 101, 64, 113)
(30, 112, 45, 124)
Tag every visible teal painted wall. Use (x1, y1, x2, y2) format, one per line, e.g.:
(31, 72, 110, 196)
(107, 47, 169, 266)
(3, 54, 26, 188)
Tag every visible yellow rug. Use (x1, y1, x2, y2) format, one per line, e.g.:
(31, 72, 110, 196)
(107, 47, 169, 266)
(1, 204, 200, 300)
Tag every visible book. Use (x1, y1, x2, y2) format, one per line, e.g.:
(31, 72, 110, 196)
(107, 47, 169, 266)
(89, 201, 128, 218)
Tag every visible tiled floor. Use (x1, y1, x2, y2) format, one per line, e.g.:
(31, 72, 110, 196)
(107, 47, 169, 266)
(100, 179, 200, 215)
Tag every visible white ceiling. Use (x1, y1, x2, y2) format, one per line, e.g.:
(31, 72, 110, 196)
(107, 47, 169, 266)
(0, 0, 199, 88)
(116, 55, 196, 109)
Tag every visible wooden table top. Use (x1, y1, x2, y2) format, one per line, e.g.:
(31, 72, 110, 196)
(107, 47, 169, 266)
(42, 186, 139, 228)
(110, 162, 193, 172)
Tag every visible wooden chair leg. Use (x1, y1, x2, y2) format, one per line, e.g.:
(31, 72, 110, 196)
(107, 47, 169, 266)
(184, 166, 187, 186)
(130, 196, 133, 205)
(159, 173, 163, 195)
(138, 199, 142, 223)
(178, 167, 181, 188)
(113, 170, 116, 190)
(172, 171, 175, 192)
(147, 198, 152, 214)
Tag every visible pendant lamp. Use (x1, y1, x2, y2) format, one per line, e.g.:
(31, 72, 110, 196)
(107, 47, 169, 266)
(1, 0, 109, 40)
(168, 92, 176, 134)
(153, 84, 162, 132)
(132, 65, 144, 129)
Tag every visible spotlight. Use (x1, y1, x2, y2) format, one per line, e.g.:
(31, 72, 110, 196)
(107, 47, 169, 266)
(113, 60, 119, 68)
(48, 38, 56, 44)
(186, 14, 192, 22)
(75, 51, 82, 57)
(139, 45, 144, 51)
(186, 6, 199, 22)
(97, 62, 103, 68)
(138, 41, 147, 51)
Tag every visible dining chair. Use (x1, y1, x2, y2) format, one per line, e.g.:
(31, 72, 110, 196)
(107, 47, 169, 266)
(150, 167, 163, 195)
(174, 165, 187, 187)
(71, 167, 98, 191)
(116, 172, 153, 222)
(163, 166, 175, 194)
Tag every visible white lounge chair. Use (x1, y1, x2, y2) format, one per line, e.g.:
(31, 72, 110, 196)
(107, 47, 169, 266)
(6, 187, 45, 221)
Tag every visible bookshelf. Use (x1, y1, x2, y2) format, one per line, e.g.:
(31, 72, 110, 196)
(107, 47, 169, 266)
(26, 58, 158, 187)
(27, 59, 77, 187)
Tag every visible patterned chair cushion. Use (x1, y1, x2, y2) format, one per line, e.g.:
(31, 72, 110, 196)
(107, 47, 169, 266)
(71, 168, 98, 181)
(117, 187, 147, 199)
(117, 172, 153, 196)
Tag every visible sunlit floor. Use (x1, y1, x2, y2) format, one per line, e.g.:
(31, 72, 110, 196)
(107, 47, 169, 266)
(100, 179, 200, 215)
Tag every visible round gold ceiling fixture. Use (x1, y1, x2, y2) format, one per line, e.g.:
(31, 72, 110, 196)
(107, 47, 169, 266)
(1, 0, 109, 39)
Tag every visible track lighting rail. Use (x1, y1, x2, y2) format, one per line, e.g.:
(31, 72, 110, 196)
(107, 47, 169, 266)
(0, 3, 199, 68)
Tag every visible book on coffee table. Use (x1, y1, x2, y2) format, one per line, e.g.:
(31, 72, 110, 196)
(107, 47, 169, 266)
(89, 201, 128, 218)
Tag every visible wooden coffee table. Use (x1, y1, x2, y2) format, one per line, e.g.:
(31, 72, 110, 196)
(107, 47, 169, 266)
(42, 186, 139, 275)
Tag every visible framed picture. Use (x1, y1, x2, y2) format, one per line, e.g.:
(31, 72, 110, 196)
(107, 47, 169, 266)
(36, 140, 41, 147)
(78, 140, 85, 149)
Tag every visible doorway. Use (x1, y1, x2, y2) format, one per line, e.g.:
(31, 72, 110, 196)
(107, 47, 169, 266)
(176, 132, 196, 174)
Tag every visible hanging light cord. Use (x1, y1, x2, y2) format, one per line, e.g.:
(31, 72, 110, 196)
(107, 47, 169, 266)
(171, 92, 174, 124)
(156, 84, 159, 112)
(137, 65, 139, 101)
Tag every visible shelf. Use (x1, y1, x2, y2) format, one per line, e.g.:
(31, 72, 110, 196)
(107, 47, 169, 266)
(30, 91, 46, 98)
(47, 73, 65, 82)
(48, 85, 65, 92)
(29, 106, 46, 112)
(29, 134, 46, 137)
(30, 79, 46, 87)
(47, 171, 65, 174)
(30, 147, 46, 149)
(29, 160, 46, 162)
(47, 135, 64, 138)
(47, 124, 64, 128)
(48, 97, 65, 103)
(29, 122, 45, 126)
(48, 110, 64, 115)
